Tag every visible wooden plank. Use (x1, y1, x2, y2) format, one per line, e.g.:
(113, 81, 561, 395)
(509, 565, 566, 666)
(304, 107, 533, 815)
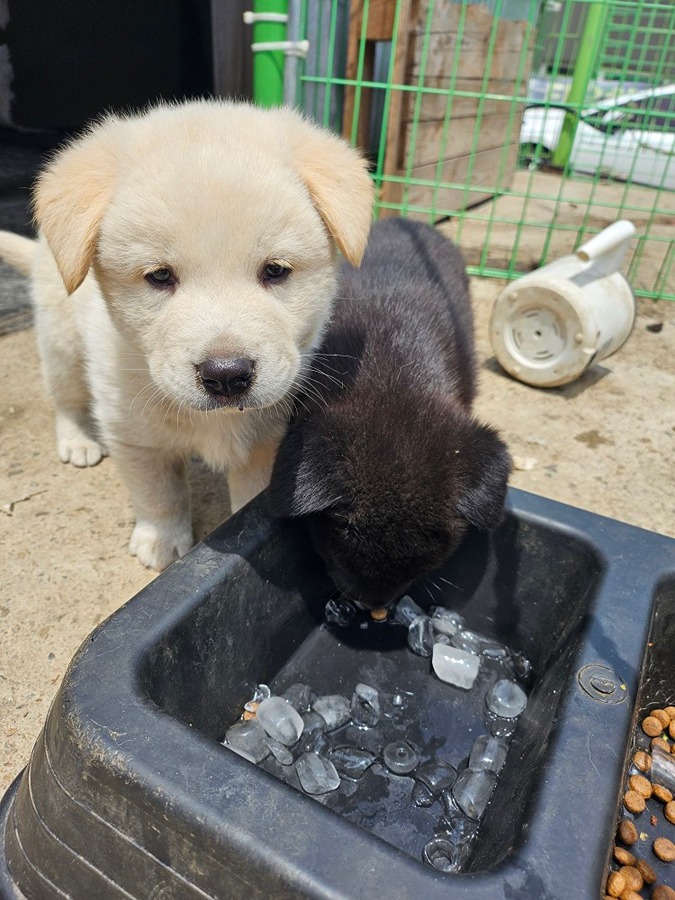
(411, 28, 529, 82)
(401, 77, 525, 123)
(401, 112, 522, 168)
(380, 143, 520, 216)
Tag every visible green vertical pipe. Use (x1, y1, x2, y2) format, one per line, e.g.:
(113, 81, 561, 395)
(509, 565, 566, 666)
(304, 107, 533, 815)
(551, 1, 608, 168)
(252, 0, 288, 107)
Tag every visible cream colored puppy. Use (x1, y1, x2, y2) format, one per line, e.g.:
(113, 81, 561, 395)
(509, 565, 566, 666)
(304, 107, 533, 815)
(0, 100, 373, 570)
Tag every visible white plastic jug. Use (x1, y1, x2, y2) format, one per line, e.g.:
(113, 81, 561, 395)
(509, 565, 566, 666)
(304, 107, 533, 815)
(489, 220, 637, 388)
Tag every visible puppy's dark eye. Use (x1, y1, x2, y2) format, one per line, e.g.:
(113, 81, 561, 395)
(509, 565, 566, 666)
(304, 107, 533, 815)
(145, 267, 176, 287)
(262, 261, 291, 284)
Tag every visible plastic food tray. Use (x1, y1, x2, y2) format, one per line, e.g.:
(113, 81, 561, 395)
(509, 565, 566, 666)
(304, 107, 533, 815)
(1, 488, 674, 899)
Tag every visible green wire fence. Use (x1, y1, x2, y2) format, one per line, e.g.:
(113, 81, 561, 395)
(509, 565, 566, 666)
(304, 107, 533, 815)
(281, 0, 674, 300)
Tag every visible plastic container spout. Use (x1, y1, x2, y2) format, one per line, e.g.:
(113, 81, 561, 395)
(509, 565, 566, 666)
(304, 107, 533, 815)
(575, 220, 636, 276)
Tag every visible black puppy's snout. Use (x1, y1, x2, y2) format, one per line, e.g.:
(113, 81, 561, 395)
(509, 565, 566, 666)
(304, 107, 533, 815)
(198, 357, 255, 397)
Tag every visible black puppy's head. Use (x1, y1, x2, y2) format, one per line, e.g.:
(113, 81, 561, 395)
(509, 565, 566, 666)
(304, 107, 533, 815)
(269, 395, 511, 610)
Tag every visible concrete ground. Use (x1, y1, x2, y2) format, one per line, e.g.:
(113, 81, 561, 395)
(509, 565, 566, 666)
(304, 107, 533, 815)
(1, 273, 673, 795)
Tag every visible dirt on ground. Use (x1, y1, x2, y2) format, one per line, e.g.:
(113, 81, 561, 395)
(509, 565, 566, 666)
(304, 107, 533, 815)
(1, 271, 674, 796)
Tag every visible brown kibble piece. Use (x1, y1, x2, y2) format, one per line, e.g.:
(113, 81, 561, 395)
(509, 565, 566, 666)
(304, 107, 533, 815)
(652, 709, 672, 728)
(653, 784, 673, 803)
(652, 886, 675, 900)
(636, 858, 657, 884)
(652, 737, 671, 753)
(664, 706, 675, 720)
(614, 846, 637, 866)
(242, 710, 256, 721)
(633, 750, 652, 772)
(619, 891, 642, 900)
(653, 837, 675, 862)
(651, 814, 658, 826)
(618, 819, 639, 845)
(629, 774, 653, 798)
(606, 871, 626, 897)
(649, 709, 670, 728)
(665, 800, 675, 823)
(624, 790, 646, 814)
(619, 866, 643, 891)
(670, 720, 675, 740)
(370, 607, 388, 621)
(643, 716, 666, 737)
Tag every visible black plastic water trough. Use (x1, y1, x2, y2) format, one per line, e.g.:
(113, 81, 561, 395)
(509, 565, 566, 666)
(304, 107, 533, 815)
(1, 488, 674, 899)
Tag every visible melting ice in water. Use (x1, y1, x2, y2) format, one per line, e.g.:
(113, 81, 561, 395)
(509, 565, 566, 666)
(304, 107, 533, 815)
(222, 594, 532, 873)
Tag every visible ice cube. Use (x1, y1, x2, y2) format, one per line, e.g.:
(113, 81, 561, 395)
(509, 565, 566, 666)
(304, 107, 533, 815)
(295, 752, 341, 794)
(252, 684, 271, 703)
(430, 607, 465, 637)
(468, 734, 509, 773)
(485, 679, 527, 719)
(422, 837, 458, 873)
(312, 695, 351, 731)
(224, 719, 270, 763)
(432, 644, 480, 689)
(412, 782, 435, 807)
(324, 597, 356, 627)
(392, 594, 424, 627)
(408, 615, 434, 657)
(328, 746, 376, 780)
(383, 739, 420, 775)
(437, 813, 479, 846)
(264, 737, 294, 766)
(256, 696, 304, 746)
(351, 683, 380, 727)
(301, 710, 328, 736)
(450, 630, 483, 655)
(414, 758, 457, 796)
(452, 768, 497, 820)
(434, 634, 452, 646)
(301, 730, 332, 756)
(281, 682, 317, 713)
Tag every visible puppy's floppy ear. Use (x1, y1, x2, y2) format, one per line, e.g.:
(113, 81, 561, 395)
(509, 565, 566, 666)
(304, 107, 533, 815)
(289, 116, 374, 267)
(456, 421, 512, 530)
(33, 120, 119, 294)
(269, 424, 338, 518)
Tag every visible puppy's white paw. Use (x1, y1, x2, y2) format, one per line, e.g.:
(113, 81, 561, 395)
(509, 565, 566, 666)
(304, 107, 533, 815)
(129, 521, 194, 571)
(56, 417, 106, 467)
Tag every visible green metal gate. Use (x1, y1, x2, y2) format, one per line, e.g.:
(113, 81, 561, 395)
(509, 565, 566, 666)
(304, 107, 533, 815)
(274, 0, 674, 300)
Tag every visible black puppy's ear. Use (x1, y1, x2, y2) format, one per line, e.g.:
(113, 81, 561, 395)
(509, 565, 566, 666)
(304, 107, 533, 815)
(268, 426, 337, 519)
(456, 421, 512, 530)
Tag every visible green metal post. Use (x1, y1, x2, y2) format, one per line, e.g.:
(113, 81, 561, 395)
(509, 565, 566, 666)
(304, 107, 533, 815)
(551, 1, 609, 168)
(252, 0, 288, 107)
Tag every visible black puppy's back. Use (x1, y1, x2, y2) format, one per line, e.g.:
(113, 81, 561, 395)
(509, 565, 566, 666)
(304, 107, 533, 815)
(333, 218, 476, 408)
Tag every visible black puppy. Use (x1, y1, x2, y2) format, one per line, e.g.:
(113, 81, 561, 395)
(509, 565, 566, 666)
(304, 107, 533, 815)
(269, 219, 511, 609)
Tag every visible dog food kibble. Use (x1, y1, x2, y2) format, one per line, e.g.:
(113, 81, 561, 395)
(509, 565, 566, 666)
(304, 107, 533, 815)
(653, 784, 674, 803)
(653, 837, 675, 862)
(613, 846, 637, 866)
(643, 716, 666, 737)
(634, 750, 652, 772)
(653, 737, 671, 754)
(665, 799, 675, 823)
(606, 871, 626, 897)
(652, 709, 672, 728)
(370, 607, 388, 621)
(670, 720, 675, 740)
(618, 819, 639, 845)
(624, 790, 647, 814)
(619, 891, 642, 900)
(618, 865, 643, 892)
(652, 886, 675, 900)
(629, 773, 653, 798)
(664, 707, 675, 720)
(635, 858, 657, 885)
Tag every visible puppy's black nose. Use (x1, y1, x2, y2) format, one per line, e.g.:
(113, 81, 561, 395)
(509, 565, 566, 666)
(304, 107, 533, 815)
(198, 357, 255, 397)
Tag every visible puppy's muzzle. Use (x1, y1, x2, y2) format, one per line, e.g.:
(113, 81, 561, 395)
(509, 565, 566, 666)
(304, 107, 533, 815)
(197, 357, 255, 398)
